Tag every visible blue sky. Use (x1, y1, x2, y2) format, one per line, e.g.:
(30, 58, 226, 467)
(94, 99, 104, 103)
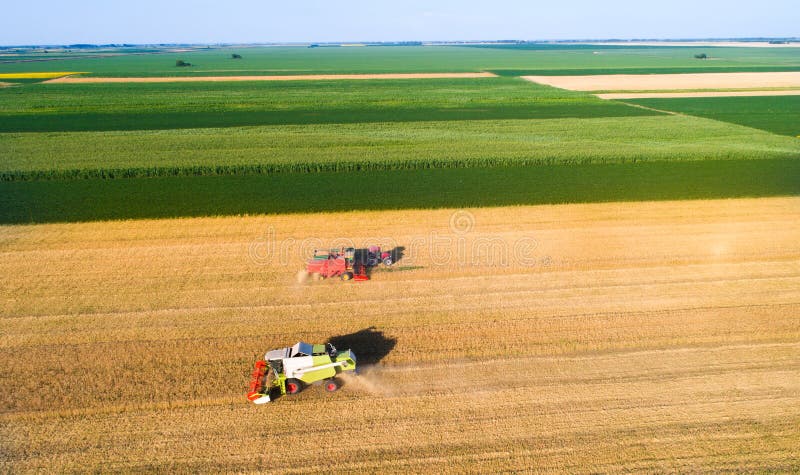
(2, 0, 798, 45)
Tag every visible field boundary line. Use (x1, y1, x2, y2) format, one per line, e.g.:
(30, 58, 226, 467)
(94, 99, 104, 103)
(618, 101, 680, 115)
(43, 72, 498, 83)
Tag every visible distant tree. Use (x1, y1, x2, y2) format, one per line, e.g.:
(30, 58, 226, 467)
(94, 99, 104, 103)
(231, 53, 242, 59)
(694, 53, 708, 59)
(175, 60, 192, 67)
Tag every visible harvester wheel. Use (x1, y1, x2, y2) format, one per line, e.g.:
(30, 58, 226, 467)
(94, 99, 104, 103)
(341, 272, 353, 281)
(382, 257, 393, 266)
(285, 379, 303, 395)
(324, 379, 340, 392)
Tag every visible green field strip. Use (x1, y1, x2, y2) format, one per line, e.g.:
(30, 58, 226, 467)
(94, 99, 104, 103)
(4, 116, 799, 178)
(625, 96, 800, 137)
(0, 78, 654, 132)
(0, 103, 657, 133)
(2, 45, 799, 77)
(2, 158, 798, 224)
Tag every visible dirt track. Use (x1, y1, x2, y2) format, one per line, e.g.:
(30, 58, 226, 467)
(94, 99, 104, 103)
(523, 71, 800, 91)
(2, 197, 800, 472)
(598, 89, 800, 99)
(44, 72, 497, 83)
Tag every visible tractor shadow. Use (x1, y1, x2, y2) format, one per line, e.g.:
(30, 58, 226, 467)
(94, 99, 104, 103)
(329, 326, 397, 366)
(388, 246, 405, 264)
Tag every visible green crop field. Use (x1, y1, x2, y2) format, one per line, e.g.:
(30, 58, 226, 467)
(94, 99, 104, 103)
(1, 44, 799, 224)
(3, 159, 799, 223)
(2, 45, 800, 77)
(0, 78, 654, 132)
(3, 116, 799, 179)
(626, 95, 800, 137)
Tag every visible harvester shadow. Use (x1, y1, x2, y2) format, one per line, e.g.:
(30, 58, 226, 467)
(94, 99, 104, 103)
(329, 326, 397, 367)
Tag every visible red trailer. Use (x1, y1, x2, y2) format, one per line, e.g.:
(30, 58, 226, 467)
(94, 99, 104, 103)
(306, 248, 365, 281)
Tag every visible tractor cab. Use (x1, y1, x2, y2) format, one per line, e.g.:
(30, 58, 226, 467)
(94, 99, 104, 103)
(364, 246, 394, 267)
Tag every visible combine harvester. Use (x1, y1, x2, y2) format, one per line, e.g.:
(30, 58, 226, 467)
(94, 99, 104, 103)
(304, 246, 394, 282)
(247, 341, 357, 404)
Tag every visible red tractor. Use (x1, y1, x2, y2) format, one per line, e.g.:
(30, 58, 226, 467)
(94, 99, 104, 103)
(362, 245, 394, 267)
(305, 247, 394, 282)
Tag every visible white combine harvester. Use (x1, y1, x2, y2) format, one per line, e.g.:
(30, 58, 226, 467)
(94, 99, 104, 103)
(247, 341, 357, 404)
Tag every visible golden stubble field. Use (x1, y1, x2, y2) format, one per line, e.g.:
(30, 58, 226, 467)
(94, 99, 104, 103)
(2, 197, 800, 472)
(523, 71, 800, 91)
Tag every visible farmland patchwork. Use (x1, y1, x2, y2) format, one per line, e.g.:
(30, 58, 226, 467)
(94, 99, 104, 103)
(2, 44, 800, 472)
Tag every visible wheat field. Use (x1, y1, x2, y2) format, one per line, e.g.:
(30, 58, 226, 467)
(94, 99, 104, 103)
(2, 197, 799, 472)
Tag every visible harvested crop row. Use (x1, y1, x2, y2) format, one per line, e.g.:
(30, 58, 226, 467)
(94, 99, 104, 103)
(6, 346, 799, 473)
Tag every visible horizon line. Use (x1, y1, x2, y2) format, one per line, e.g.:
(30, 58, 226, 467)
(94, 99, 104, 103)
(2, 37, 799, 48)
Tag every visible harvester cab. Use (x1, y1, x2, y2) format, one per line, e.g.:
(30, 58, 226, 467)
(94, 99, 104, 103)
(247, 341, 357, 404)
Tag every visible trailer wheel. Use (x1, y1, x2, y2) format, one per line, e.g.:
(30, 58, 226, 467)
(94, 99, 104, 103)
(324, 379, 340, 392)
(285, 379, 303, 395)
(341, 272, 353, 281)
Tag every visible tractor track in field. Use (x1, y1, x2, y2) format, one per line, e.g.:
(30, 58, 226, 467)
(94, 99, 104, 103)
(620, 101, 680, 115)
